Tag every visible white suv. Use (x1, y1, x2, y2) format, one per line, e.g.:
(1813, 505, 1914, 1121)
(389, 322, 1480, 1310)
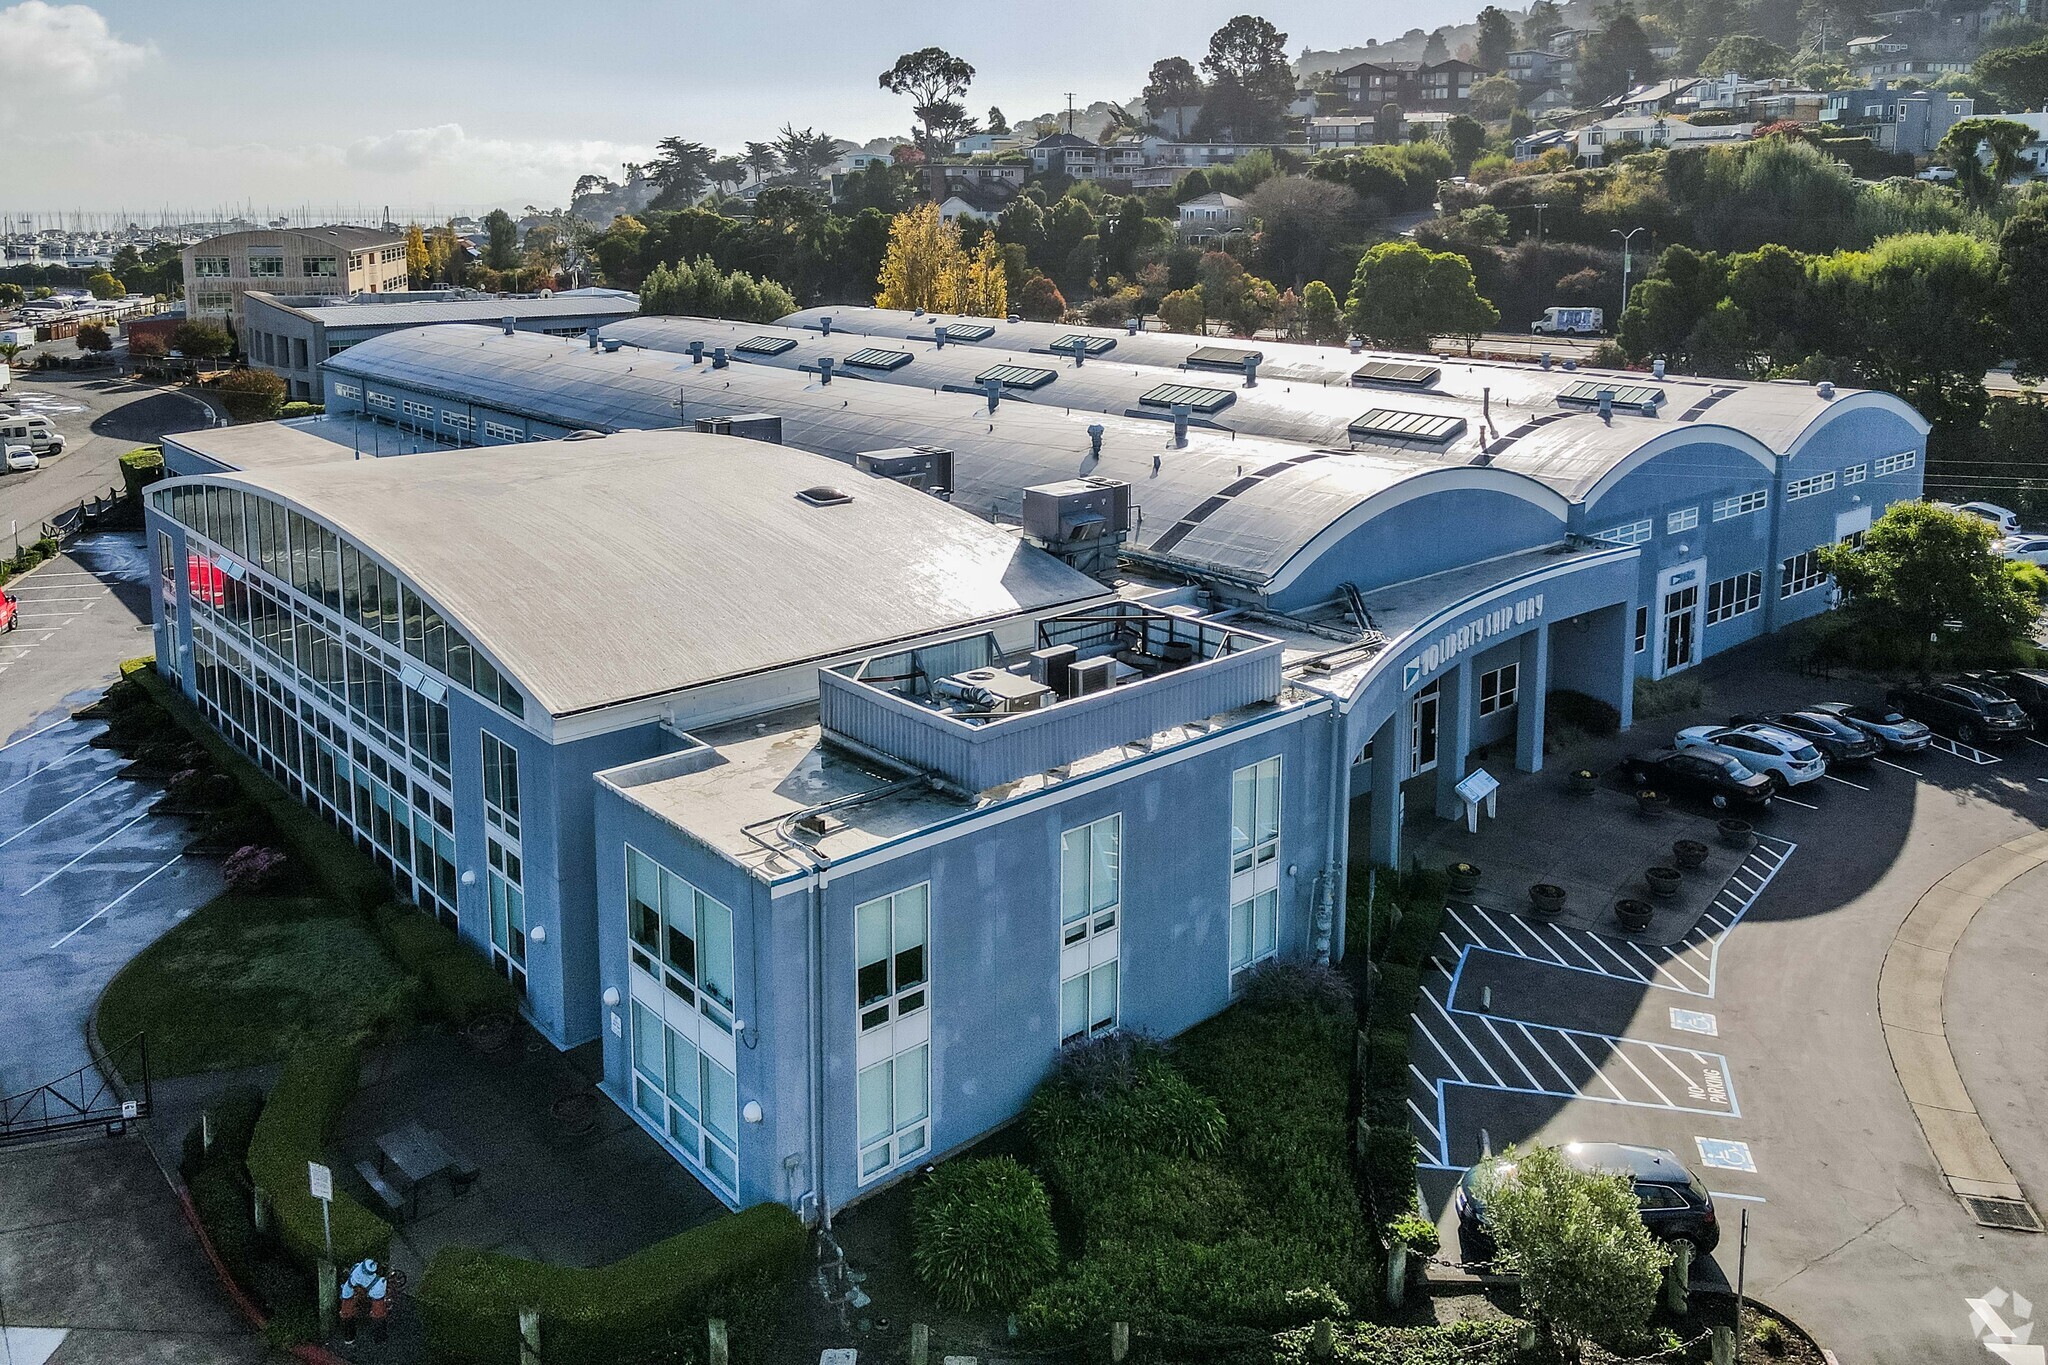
(1675, 724, 1826, 789)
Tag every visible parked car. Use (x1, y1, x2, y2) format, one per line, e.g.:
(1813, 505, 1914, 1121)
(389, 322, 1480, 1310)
(1885, 680, 2035, 746)
(1999, 534, 2048, 568)
(1623, 746, 1775, 811)
(1457, 1142, 1720, 1260)
(3, 443, 36, 473)
(1807, 701, 1932, 753)
(1675, 724, 1826, 789)
(1951, 501, 2021, 536)
(1729, 710, 1879, 766)
(0, 590, 16, 632)
(1961, 670, 2048, 726)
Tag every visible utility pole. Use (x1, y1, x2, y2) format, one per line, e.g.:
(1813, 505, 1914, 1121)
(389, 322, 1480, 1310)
(1064, 92, 1077, 135)
(1613, 226, 1647, 324)
(1533, 201, 1549, 245)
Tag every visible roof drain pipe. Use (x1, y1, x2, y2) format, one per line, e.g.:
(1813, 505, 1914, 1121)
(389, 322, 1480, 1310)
(1598, 389, 1614, 424)
(983, 377, 1002, 413)
(1653, 359, 1666, 380)
(1315, 695, 1348, 965)
(933, 327, 946, 350)
(586, 327, 600, 351)
(1172, 402, 1192, 448)
(1126, 318, 1140, 336)
(819, 356, 834, 386)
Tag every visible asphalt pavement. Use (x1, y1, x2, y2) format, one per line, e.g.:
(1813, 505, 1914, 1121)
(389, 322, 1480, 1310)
(1, 369, 215, 542)
(1409, 642, 2048, 1364)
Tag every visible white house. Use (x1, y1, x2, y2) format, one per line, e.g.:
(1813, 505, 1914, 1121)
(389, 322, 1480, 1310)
(1308, 116, 1376, 154)
(1176, 191, 1249, 244)
(1576, 116, 1757, 164)
(2003, 111, 2048, 177)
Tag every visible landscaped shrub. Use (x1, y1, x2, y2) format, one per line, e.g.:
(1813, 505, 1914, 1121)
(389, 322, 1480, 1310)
(1268, 1318, 1521, 1364)
(1360, 1124, 1420, 1221)
(278, 401, 325, 418)
(415, 1203, 806, 1365)
(222, 845, 288, 891)
(1367, 964, 1419, 1033)
(246, 1041, 390, 1268)
(1545, 688, 1621, 736)
(118, 444, 164, 499)
(370, 903, 518, 1026)
(1633, 673, 1708, 719)
(1019, 977, 1371, 1338)
(1025, 1034, 1226, 1163)
(1380, 897, 1447, 969)
(1236, 958, 1353, 1014)
(1384, 1211, 1441, 1257)
(1363, 1027, 1411, 1101)
(911, 1157, 1059, 1311)
(180, 1084, 320, 1343)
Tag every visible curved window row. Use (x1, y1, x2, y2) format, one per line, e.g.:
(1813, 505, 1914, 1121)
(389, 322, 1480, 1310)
(151, 482, 523, 719)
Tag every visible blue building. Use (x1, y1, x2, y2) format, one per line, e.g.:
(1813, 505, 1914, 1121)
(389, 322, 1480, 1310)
(143, 315, 1927, 1218)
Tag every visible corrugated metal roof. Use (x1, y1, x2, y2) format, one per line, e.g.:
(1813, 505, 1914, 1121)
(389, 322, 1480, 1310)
(288, 295, 640, 328)
(177, 430, 1107, 718)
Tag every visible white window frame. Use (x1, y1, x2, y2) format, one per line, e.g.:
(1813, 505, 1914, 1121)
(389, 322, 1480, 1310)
(1842, 463, 1867, 485)
(622, 844, 736, 1033)
(1229, 889, 1278, 989)
(1786, 471, 1836, 501)
(1060, 959, 1119, 1045)
(1060, 815, 1120, 946)
(1230, 757, 1281, 877)
(1706, 570, 1762, 624)
(1594, 517, 1653, 546)
(629, 997, 739, 1198)
(365, 390, 395, 411)
(1712, 489, 1768, 522)
(1478, 662, 1519, 715)
(856, 884, 929, 1033)
(1666, 506, 1699, 534)
(1781, 549, 1827, 598)
(856, 1043, 931, 1182)
(441, 410, 473, 433)
(1634, 605, 1649, 654)
(1876, 451, 1916, 476)
(332, 382, 361, 400)
(483, 420, 523, 443)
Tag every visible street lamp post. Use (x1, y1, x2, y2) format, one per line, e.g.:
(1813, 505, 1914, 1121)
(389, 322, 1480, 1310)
(1612, 226, 1647, 326)
(1533, 202, 1549, 246)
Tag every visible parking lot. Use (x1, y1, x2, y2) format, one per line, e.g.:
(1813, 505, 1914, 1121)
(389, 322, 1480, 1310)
(1406, 649, 2048, 1365)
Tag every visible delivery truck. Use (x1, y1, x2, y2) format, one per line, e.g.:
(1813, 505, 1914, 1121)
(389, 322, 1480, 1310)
(1532, 306, 1604, 336)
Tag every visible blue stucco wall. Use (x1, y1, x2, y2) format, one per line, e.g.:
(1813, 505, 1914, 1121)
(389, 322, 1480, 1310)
(1273, 486, 1566, 612)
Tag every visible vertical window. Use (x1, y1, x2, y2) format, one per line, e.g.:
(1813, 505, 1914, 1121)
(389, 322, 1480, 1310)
(1229, 890, 1279, 987)
(856, 885, 929, 1031)
(1781, 549, 1827, 598)
(1634, 605, 1649, 654)
(481, 731, 520, 837)
(1059, 815, 1120, 945)
(1059, 960, 1119, 1044)
(857, 1044, 931, 1180)
(627, 848, 661, 976)
(1230, 757, 1282, 875)
(623, 845, 734, 1032)
(1478, 664, 1519, 716)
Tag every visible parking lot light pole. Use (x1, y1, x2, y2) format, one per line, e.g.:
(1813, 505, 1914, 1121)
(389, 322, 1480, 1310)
(1613, 227, 1647, 325)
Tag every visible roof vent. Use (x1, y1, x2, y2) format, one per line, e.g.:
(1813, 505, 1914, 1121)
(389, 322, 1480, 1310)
(796, 486, 853, 507)
(1818, 380, 1836, 399)
(563, 429, 606, 441)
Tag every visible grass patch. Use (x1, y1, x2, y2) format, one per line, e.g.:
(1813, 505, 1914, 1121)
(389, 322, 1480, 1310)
(98, 893, 417, 1078)
(1016, 965, 1371, 1341)
(1632, 673, 1709, 720)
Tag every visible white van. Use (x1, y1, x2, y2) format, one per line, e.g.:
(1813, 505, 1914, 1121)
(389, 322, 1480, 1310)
(0, 415, 65, 457)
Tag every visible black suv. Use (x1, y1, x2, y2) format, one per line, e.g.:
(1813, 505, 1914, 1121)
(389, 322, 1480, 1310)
(1885, 680, 2035, 746)
(1730, 710, 1880, 766)
(1623, 746, 1775, 811)
(1457, 1142, 1720, 1260)
(1963, 670, 2048, 726)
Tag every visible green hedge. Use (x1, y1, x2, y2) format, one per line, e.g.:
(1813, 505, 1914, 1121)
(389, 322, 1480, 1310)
(415, 1203, 806, 1365)
(118, 444, 165, 499)
(1270, 1318, 1521, 1363)
(911, 1157, 1059, 1312)
(279, 401, 326, 418)
(1546, 688, 1621, 737)
(246, 1041, 390, 1268)
(1360, 1124, 1421, 1221)
(370, 903, 517, 1026)
(2, 535, 60, 585)
(182, 1085, 322, 1343)
(130, 662, 391, 911)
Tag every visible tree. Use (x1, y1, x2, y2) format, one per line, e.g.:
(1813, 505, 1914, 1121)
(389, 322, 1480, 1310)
(1577, 5, 1658, 105)
(742, 141, 781, 183)
(1143, 56, 1207, 138)
(1246, 176, 1360, 288)
(1016, 275, 1066, 322)
(1474, 6, 1515, 73)
(1157, 286, 1206, 334)
(1521, 0, 1567, 49)
(216, 368, 289, 423)
(1470, 75, 1522, 121)
(1976, 38, 2048, 111)
(1344, 241, 1500, 348)
(1445, 115, 1488, 173)
(986, 106, 1010, 134)
(84, 271, 124, 300)
(641, 257, 795, 321)
(1477, 1146, 1671, 1364)
(1700, 33, 1791, 78)
(125, 332, 166, 361)
(772, 125, 839, 190)
(1817, 502, 2040, 680)
(1827, 231, 2005, 431)
(75, 322, 112, 353)
(1937, 117, 2036, 202)
(170, 320, 232, 360)
(1618, 244, 1731, 364)
(0, 282, 22, 306)
(649, 137, 715, 207)
(879, 47, 977, 155)
(481, 209, 519, 270)
(1300, 280, 1345, 343)
(1198, 15, 1293, 141)
(708, 156, 746, 195)
(1374, 102, 1407, 147)
(951, 232, 1009, 317)
(404, 224, 431, 286)
(1423, 29, 1451, 64)
(874, 203, 967, 313)
(2000, 200, 2048, 383)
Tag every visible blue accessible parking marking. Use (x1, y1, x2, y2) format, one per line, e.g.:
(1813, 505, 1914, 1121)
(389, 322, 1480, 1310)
(1695, 1137, 1756, 1172)
(1669, 1008, 1718, 1036)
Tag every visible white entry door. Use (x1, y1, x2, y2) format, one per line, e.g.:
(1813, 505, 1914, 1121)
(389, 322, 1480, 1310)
(1410, 682, 1441, 775)
(1655, 560, 1706, 679)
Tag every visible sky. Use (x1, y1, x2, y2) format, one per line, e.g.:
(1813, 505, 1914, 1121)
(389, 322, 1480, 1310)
(0, 0, 1487, 219)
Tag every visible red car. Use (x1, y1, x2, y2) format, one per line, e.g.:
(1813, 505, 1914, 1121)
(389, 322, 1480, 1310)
(0, 589, 17, 632)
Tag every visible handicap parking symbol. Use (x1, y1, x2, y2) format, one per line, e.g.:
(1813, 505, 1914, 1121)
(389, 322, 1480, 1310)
(1695, 1137, 1756, 1173)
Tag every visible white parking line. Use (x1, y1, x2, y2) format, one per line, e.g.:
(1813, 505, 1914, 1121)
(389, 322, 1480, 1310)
(1709, 1191, 1767, 1203)
(1775, 792, 1820, 810)
(0, 716, 74, 751)
(1425, 990, 1508, 1087)
(0, 740, 93, 795)
(1608, 1043, 1676, 1107)
(1557, 1031, 1632, 1102)
(1413, 1018, 1473, 1085)
(1515, 1021, 1581, 1090)
(49, 853, 185, 948)
(21, 808, 155, 895)
(1824, 772, 1871, 791)
(2026, 737, 2048, 752)
(1874, 756, 1922, 775)
(1929, 735, 2000, 765)
(1478, 1013, 1546, 1090)
(0, 773, 122, 846)
(1407, 1099, 1443, 1144)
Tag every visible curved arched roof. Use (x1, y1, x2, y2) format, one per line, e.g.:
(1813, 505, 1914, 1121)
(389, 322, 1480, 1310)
(166, 431, 1107, 718)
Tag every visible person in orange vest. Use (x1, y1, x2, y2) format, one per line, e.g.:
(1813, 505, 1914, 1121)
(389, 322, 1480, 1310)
(339, 1256, 389, 1345)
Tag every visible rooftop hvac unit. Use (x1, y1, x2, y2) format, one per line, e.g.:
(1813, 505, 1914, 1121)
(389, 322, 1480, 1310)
(1029, 644, 1078, 697)
(854, 445, 954, 497)
(1069, 657, 1115, 697)
(1022, 479, 1131, 544)
(931, 668, 1054, 714)
(693, 413, 783, 443)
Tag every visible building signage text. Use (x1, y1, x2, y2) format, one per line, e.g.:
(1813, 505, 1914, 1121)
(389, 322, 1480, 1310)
(1402, 594, 1545, 690)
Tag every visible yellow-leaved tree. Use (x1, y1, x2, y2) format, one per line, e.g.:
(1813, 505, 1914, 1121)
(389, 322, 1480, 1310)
(949, 232, 1009, 319)
(875, 203, 964, 314)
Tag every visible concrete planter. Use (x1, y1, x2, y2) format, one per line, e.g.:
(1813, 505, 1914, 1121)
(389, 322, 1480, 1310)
(1718, 817, 1756, 849)
(1672, 838, 1709, 871)
(1614, 897, 1655, 932)
(1529, 883, 1567, 916)
(1569, 768, 1599, 795)
(1635, 789, 1670, 818)
(1447, 862, 1481, 897)
(1644, 865, 1682, 898)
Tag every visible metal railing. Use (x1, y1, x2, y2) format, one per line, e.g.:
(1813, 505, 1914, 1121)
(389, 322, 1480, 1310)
(0, 1033, 151, 1142)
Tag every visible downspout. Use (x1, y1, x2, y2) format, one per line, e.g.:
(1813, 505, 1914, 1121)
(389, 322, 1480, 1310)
(1325, 697, 1352, 964)
(807, 861, 832, 1231)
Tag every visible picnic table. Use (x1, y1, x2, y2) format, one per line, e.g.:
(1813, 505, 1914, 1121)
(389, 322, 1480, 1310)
(369, 1121, 481, 1219)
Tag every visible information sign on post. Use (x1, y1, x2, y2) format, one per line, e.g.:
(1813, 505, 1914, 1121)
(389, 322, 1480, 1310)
(1455, 767, 1500, 834)
(308, 1160, 335, 1260)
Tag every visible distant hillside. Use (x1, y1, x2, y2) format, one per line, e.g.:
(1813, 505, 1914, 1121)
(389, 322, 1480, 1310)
(1297, 0, 1605, 81)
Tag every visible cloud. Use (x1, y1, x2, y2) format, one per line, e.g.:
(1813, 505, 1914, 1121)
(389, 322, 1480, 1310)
(344, 123, 644, 184)
(0, 2, 149, 97)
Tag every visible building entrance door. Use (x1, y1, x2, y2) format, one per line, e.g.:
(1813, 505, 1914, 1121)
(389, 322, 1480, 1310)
(1662, 584, 1699, 674)
(1410, 682, 1440, 775)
